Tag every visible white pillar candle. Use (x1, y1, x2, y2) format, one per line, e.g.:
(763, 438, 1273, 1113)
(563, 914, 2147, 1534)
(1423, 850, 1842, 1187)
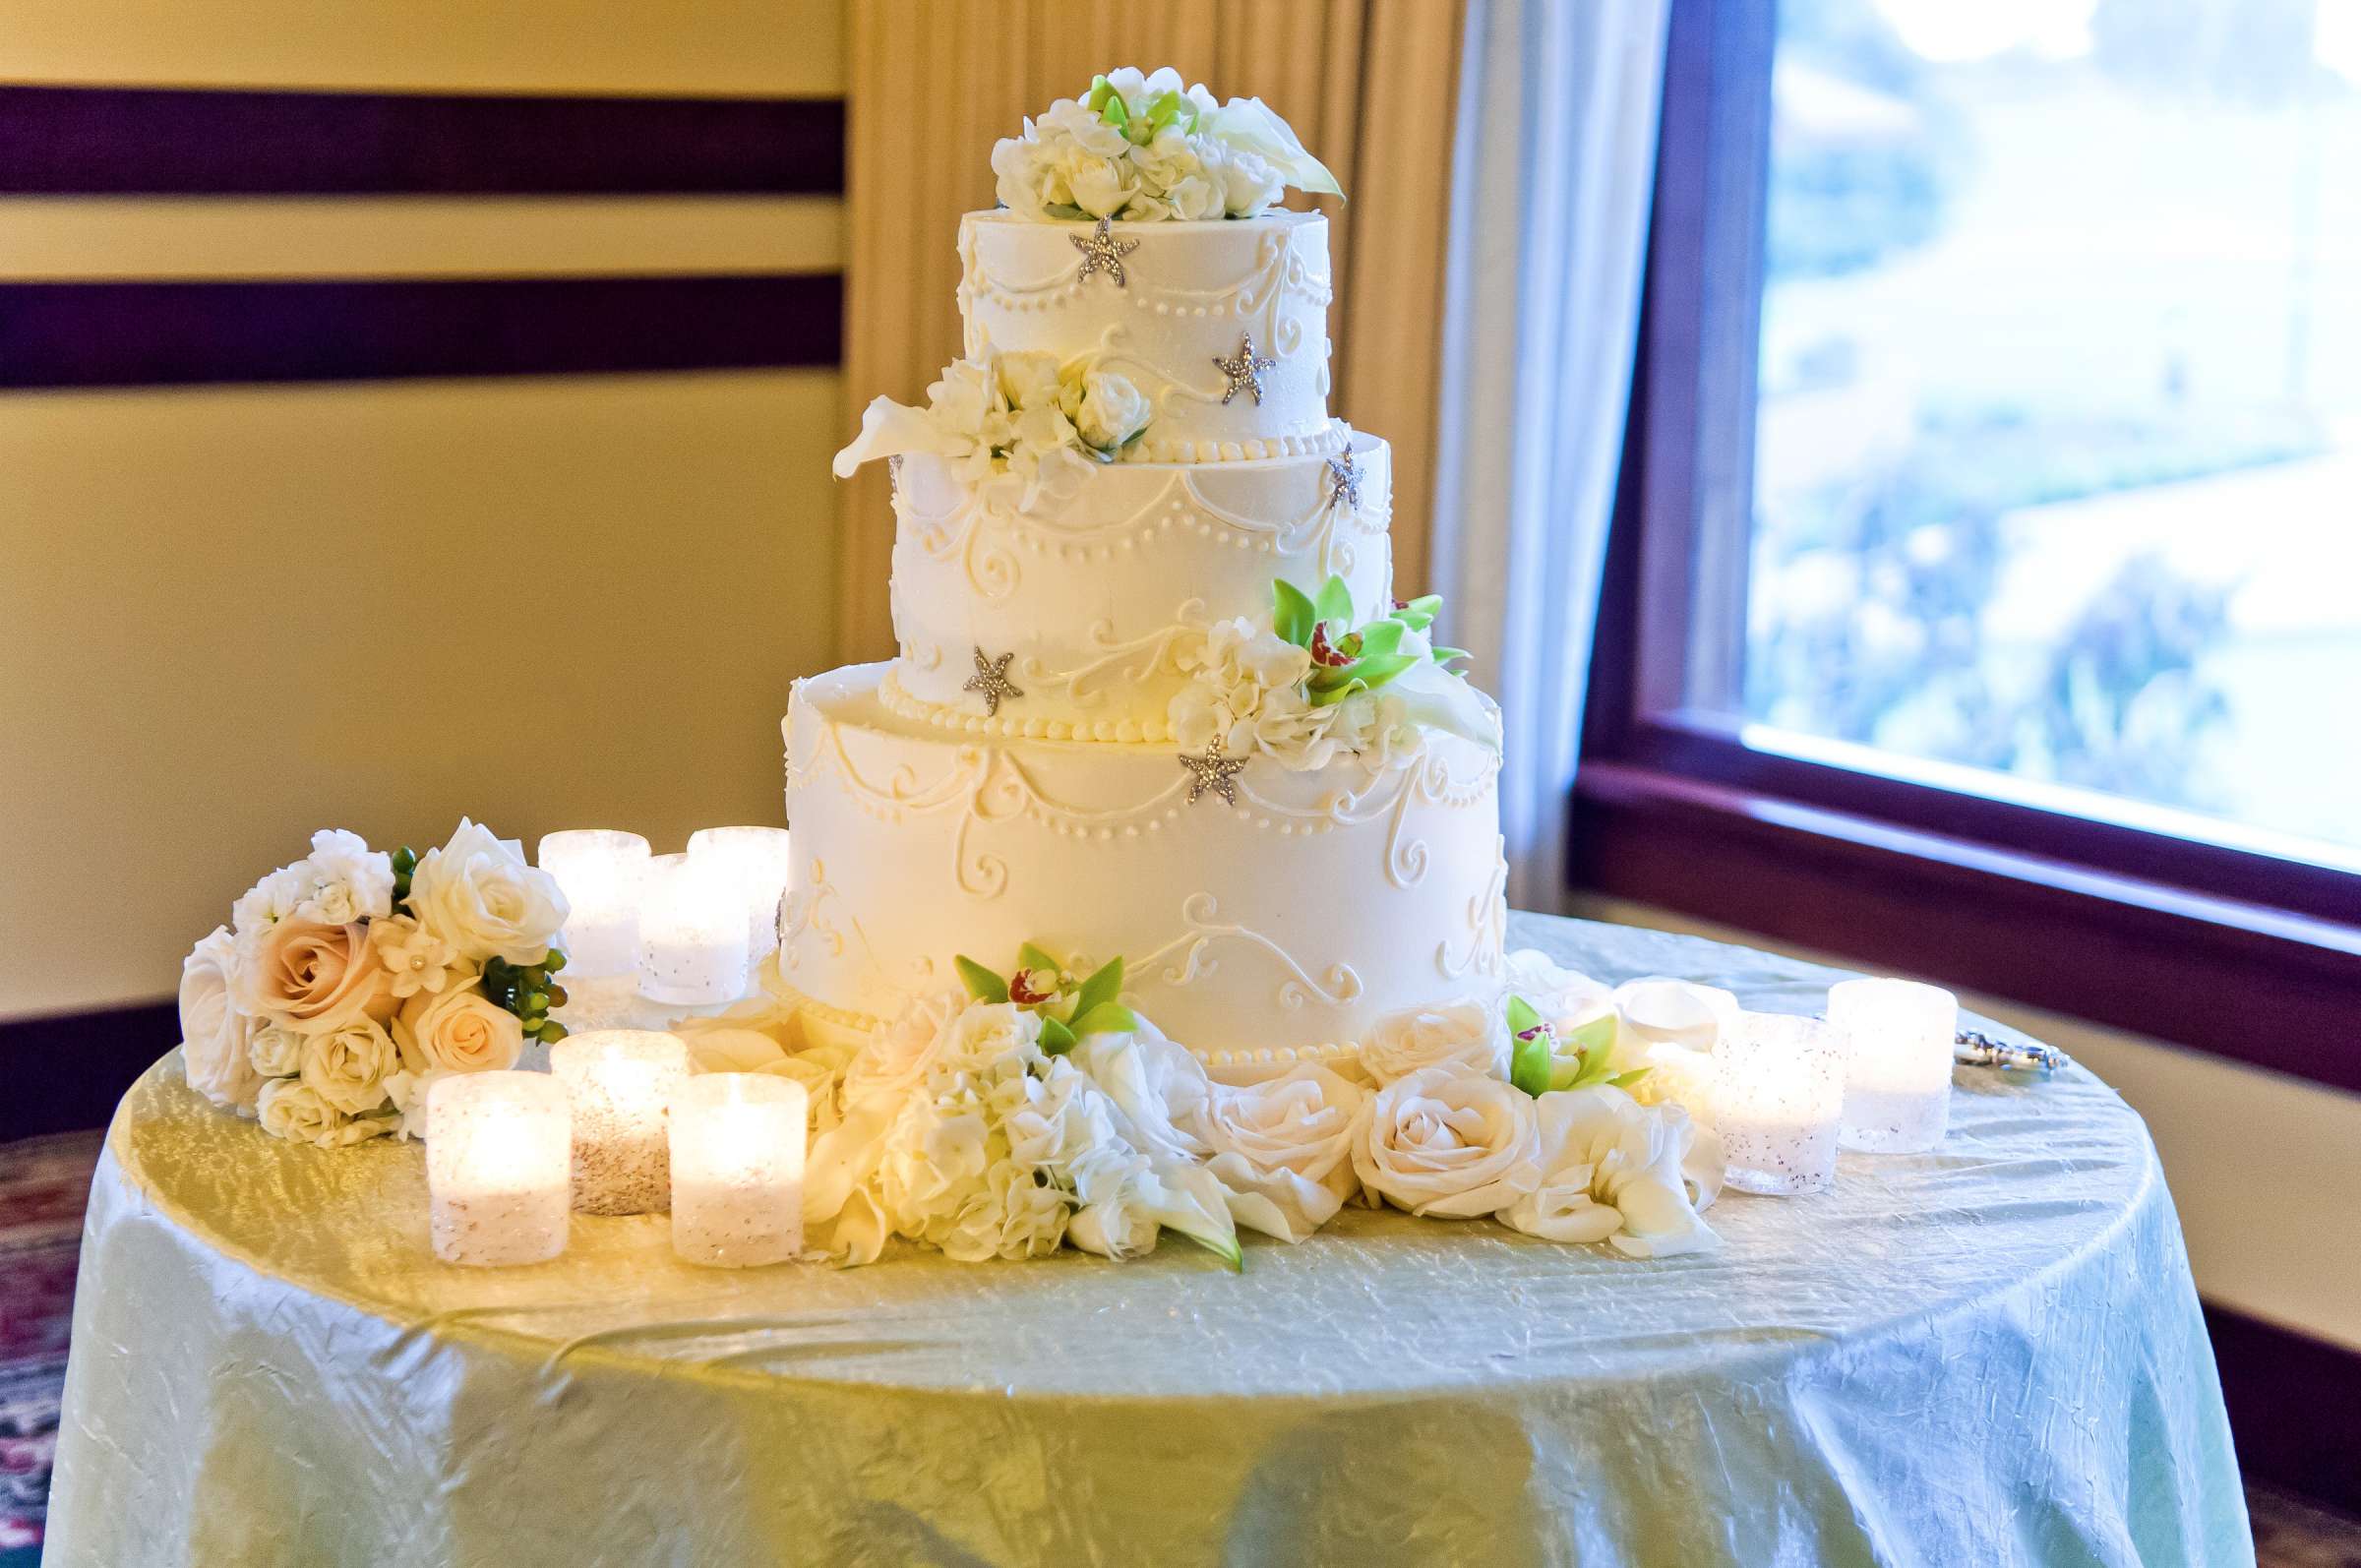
(1830, 978, 1957, 1154)
(689, 825, 795, 963)
(1714, 1013, 1846, 1196)
(426, 1071, 571, 1266)
(638, 851, 751, 1005)
(535, 830, 650, 979)
(670, 1073, 806, 1267)
(550, 1030, 690, 1215)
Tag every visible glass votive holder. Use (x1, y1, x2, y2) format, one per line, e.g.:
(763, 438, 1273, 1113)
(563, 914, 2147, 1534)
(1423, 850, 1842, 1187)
(689, 825, 794, 963)
(426, 1071, 571, 1266)
(670, 1073, 807, 1268)
(1714, 1013, 1846, 1196)
(1830, 977, 1958, 1154)
(550, 1030, 691, 1215)
(1614, 977, 1742, 1052)
(638, 852, 752, 1006)
(536, 829, 650, 980)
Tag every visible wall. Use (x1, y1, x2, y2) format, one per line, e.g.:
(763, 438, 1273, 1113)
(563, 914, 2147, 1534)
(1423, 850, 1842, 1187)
(1573, 893, 2361, 1356)
(0, 0, 850, 1019)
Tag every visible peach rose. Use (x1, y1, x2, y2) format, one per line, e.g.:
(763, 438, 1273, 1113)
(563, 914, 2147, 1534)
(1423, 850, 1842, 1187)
(394, 981, 524, 1075)
(236, 920, 392, 1035)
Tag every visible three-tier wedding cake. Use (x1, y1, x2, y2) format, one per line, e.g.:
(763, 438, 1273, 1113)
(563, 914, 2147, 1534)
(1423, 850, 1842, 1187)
(782, 70, 1508, 1082)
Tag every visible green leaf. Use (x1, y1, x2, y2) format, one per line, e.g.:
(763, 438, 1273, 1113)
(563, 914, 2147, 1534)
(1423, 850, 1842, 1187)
(1354, 619, 1405, 660)
(1304, 677, 1365, 707)
(1432, 646, 1473, 667)
(1312, 574, 1354, 626)
(1038, 1014, 1078, 1055)
(1145, 89, 1196, 135)
(1099, 91, 1130, 133)
(1396, 594, 1442, 619)
(1272, 578, 1316, 646)
(1508, 1017, 1553, 1100)
(1070, 1000, 1139, 1038)
(1074, 956, 1124, 1017)
(1017, 941, 1063, 980)
(1042, 202, 1089, 221)
(955, 955, 1009, 1003)
(1607, 1067, 1655, 1090)
(1087, 75, 1117, 113)
(1346, 651, 1420, 692)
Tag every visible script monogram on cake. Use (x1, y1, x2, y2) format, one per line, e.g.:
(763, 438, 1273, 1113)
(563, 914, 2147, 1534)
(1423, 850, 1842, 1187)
(798, 71, 1510, 1084)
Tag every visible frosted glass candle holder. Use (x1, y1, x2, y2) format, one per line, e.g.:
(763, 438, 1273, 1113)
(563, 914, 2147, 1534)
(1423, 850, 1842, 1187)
(1830, 978, 1958, 1154)
(1614, 978, 1742, 1053)
(550, 1030, 690, 1216)
(670, 1074, 806, 1268)
(1714, 1013, 1846, 1196)
(689, 825, 794, 963)
(536, 829, 650, 980)
(426, 1071, 571, 1266)
(638, 852, 751, 1005)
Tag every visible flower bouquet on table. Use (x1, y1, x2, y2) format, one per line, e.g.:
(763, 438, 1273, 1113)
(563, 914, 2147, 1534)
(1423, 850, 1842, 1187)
(177, 821, 572, 1148)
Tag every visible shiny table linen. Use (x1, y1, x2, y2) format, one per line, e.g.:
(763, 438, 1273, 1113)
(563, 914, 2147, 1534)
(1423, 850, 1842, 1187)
(47, 915, 2250, 1568)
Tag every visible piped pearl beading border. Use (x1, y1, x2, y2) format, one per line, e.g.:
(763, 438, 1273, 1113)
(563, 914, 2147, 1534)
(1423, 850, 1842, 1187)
(1116, 425, 1345, 464)
(881, 665, 1177, 744)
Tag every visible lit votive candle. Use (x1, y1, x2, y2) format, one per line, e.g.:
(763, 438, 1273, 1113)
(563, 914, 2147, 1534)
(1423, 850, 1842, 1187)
(670, 1073, 806, 1267)
(426, 1071, 571, 1266)
(638, 852, 752, 1005)
(536, 830, 651, 979)
(689, 825, 795, 963)
(1830, 977, 1957, 1154)
(550, 1030, 690, 1215)
(1714, 1013, 1846, 1196)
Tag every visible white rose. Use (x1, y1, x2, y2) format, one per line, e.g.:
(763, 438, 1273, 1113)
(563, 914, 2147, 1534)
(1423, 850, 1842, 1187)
(394, 981, 524, 1075)
(179, 926, 262, 1111)
(1359, 1000, 1504, 1085)
(257, 1077, 389, 1149)
(1068, 1185, 1161, 1260)
(1065, 152, 1141, 218)
(1069, 370, 1152, 453)
(1213, 147, 1286, 217)
(996, 350, 1063, 413)
(1501, 1087, 1722, 1257)
(1351, 1066, 1541, 1219)
(406, 817, 569, 965)
(299, 1016, 397, 1116)
(292, 828, 394, 925)
(248, 1024, 305, 1079)
(1203, 1064, 1369, 1242)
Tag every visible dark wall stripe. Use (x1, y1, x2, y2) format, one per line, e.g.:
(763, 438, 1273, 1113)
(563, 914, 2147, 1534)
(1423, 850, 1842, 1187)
(0, 86, 843, 196)
(0, 1000, 174, 1142)
(0, 274, 842, 388)
(2206, 1303, 2361, 1517)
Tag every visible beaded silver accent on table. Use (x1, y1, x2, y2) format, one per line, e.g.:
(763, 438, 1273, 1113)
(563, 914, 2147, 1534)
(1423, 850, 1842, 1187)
(1071, 216, 1140, 287)
(1955, 1029, 2069, 1073)
(962, 646, 1024, 716)
(1212, 332, 1277, 405)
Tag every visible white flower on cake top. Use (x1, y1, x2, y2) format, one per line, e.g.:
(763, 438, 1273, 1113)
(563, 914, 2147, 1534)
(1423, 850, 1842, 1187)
(992, 67, 1341, 224)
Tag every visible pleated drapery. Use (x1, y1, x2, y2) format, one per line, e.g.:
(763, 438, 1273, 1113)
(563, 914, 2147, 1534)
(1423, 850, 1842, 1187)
(835, 0, 1465, 662)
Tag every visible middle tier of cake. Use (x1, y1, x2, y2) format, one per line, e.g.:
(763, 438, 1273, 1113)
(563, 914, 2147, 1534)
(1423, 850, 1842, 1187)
(888, 430, 1392, 742)
(782, 661, 1508, 1081)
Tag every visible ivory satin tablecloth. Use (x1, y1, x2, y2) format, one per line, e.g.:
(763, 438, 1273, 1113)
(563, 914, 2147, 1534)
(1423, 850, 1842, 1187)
(46, 915, 2251, 1568)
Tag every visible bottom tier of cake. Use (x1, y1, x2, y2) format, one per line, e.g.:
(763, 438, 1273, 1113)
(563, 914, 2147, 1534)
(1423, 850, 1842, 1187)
(780, 663, 1508, 1081)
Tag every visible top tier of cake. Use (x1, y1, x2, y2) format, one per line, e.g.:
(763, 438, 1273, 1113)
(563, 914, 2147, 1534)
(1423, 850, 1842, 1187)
(958, 210, 1335, 463)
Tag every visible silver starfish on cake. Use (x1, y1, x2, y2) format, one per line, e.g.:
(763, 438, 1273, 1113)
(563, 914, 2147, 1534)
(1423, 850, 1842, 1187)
(1325, 446, 1362, 511)
(1070, 217, 1140, 287)
(962, 646, 1024, 715)
(1212, 332, 1277, 405)
(1179, 738, 1247, 807)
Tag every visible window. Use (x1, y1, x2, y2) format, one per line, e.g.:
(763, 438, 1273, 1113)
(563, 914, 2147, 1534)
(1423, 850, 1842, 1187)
(1576, 0, 2361, 1096)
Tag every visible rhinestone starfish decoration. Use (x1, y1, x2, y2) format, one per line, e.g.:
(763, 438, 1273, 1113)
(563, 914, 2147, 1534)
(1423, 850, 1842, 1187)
(962, 646, 1024, 716)
(1212, 332, 1278, 405)
(1071, 216, 1140, 287)
(1325, 446, 1362, 511)
(1179, 737, 1248, 807)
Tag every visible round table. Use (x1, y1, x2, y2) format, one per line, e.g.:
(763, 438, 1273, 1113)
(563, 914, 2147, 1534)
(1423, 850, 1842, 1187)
(46, 915, 2251, 1567)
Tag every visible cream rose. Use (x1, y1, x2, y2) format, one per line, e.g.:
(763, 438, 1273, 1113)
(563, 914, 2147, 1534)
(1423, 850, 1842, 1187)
(1351, 1066, 1541, 1219)
(247, 1024, 306, 1079)
(394, 981, 524, 1075)
(299, 1016, 398, 1115)
(1068, 369, 1151, 454)
(1359, 1000, 1505, 1085)
(179, 926, 262, 1111)
(257, 1077, 389, 1149)
(236, 919, 390, 1035)
(407, 817, 569, 965)
(1203, 1064, 1368, 1242)
(1501, 1087, 1722, 1257)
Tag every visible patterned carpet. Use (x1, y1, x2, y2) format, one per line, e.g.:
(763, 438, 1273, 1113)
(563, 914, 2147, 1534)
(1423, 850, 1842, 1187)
(0, 1130, 2354, 1566)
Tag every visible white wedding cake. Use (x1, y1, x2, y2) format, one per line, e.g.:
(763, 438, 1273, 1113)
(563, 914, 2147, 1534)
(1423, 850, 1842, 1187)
(782, 71, 1507, 1082)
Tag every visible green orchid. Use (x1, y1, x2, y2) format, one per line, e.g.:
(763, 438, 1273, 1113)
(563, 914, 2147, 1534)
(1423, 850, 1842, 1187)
(954, 943, 1137, 1055)
(1506, 995, 1650, 1099)
(1269, 574, 1473, 708)
(1087, 76, 1200, 146)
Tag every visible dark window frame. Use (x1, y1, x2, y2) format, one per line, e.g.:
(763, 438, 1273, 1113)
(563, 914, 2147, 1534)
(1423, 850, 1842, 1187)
(1572, 0, 2361, 1096)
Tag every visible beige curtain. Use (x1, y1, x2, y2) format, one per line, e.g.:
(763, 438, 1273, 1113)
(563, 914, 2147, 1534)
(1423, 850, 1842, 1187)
(836, 0, 1466, 662)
